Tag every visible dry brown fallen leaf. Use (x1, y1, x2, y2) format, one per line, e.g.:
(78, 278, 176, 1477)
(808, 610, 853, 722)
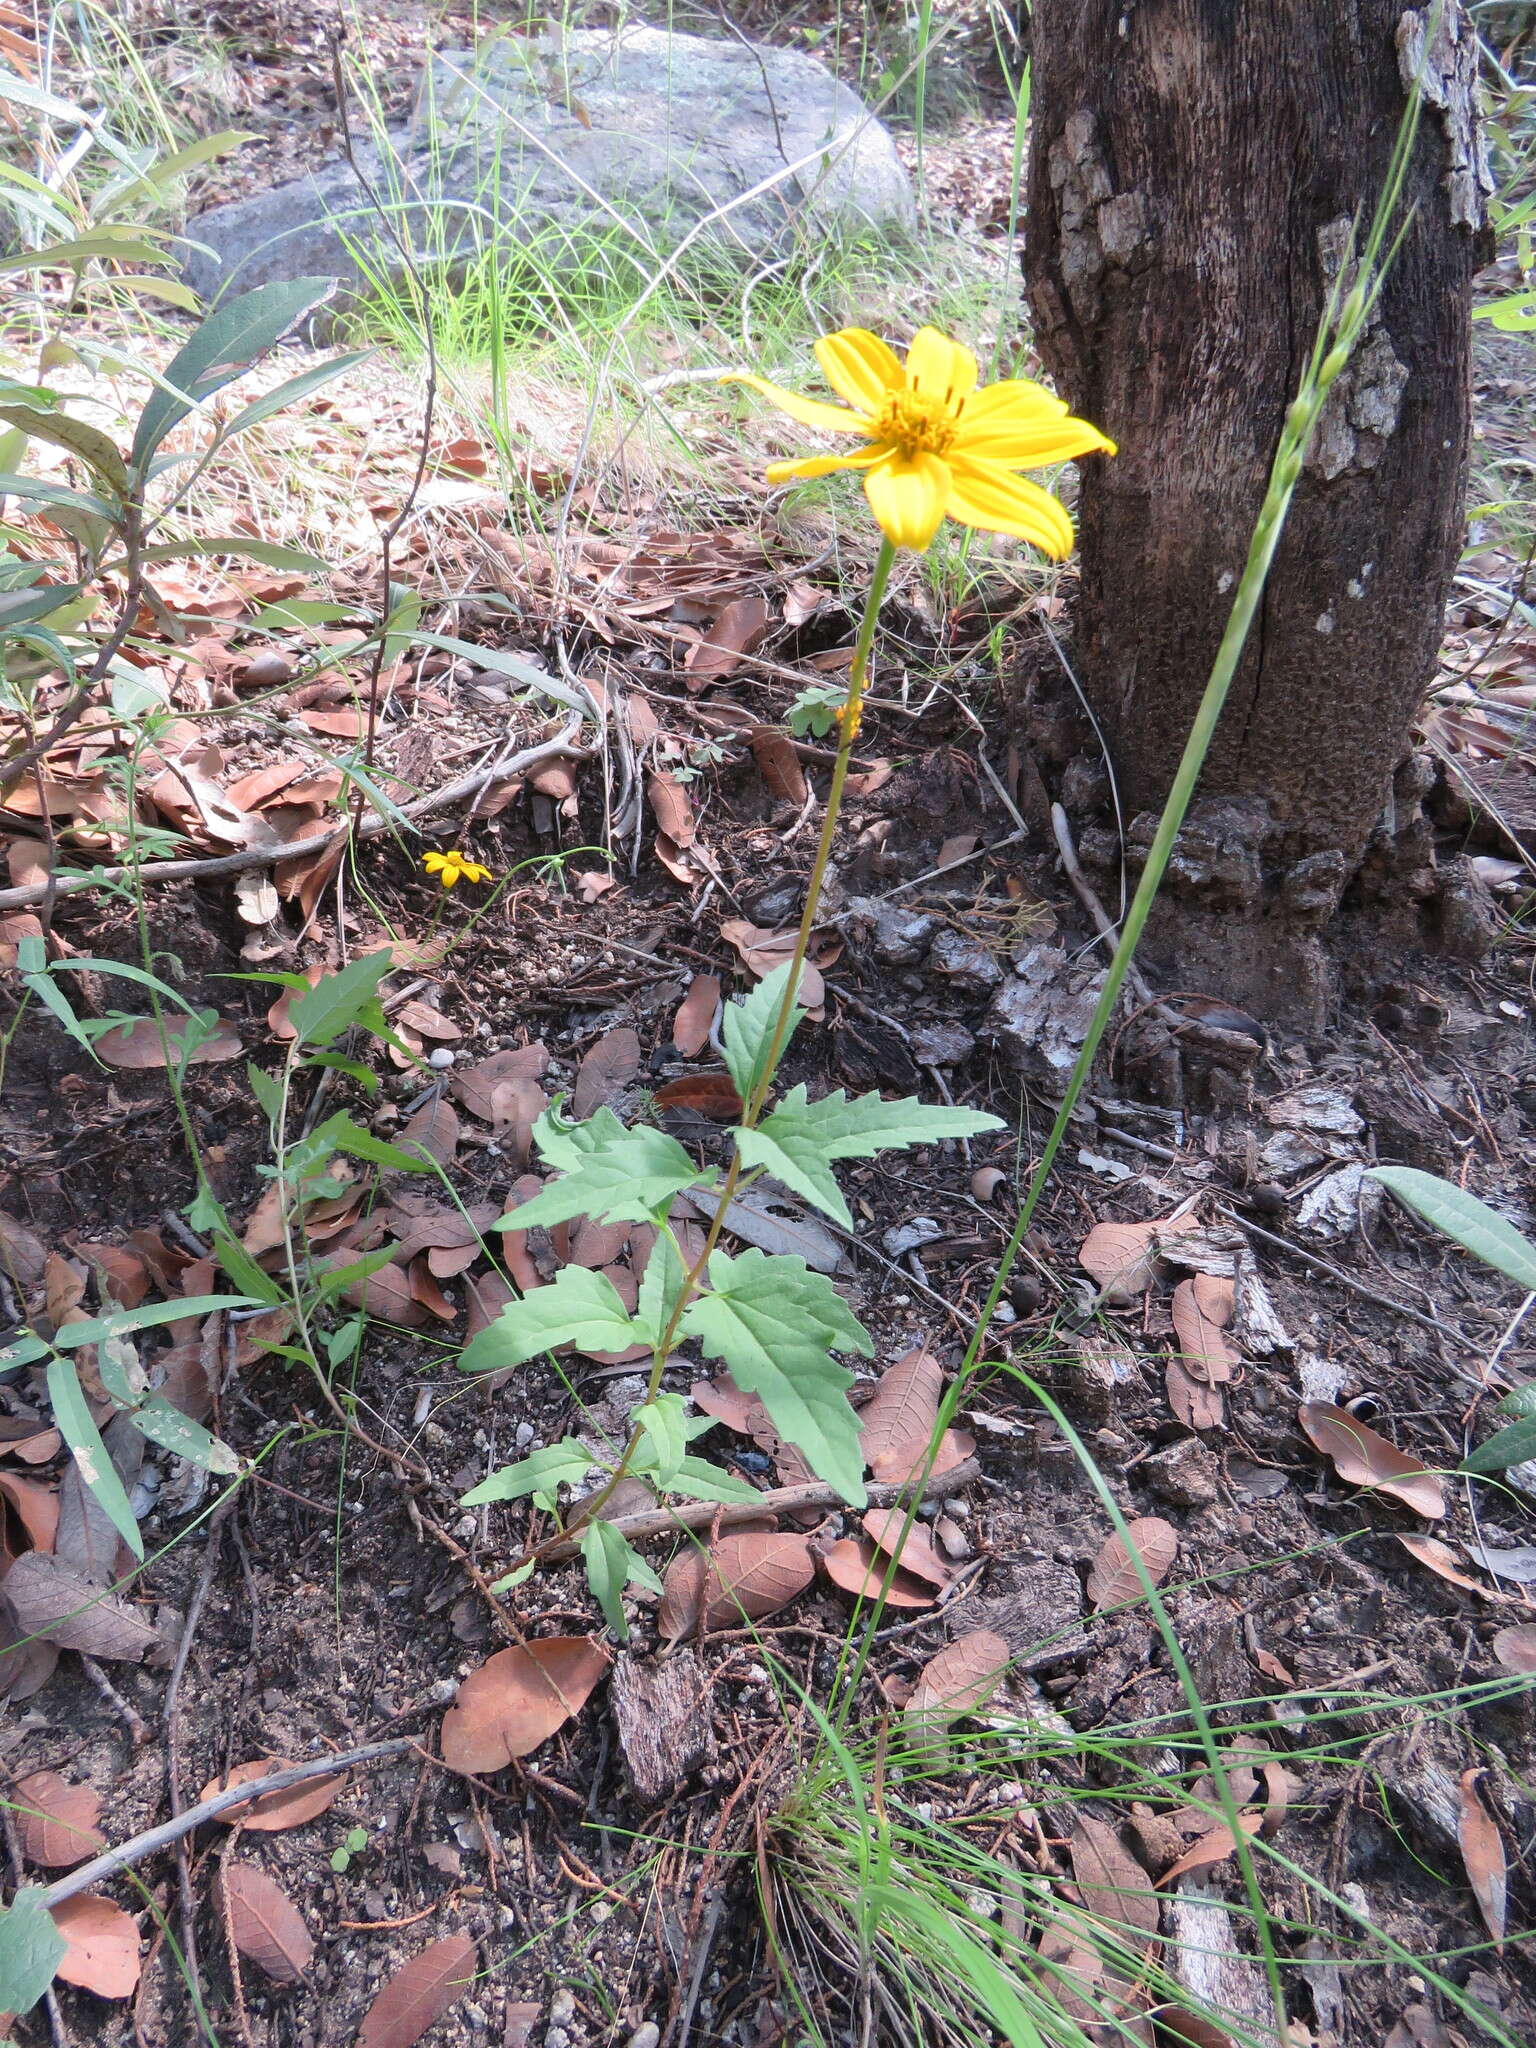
(3, 1553, 157, 1661)
(357, 1933, 479, 2048)
(1079, 1216, 1169, 1305)
(718, 919, 827, 1013)
(572, 1027, 642, 1119)
(199, 1761, 343, 1832)
(1086, 1518, 1179, 1612)
(50, 1893, 141, 1998)
(1396, 1534, 1521, 1604)
(860, 1508, 955, 1590)
(451, 1044, 549, 1123)
(440, 1638, 611, 1772)
(858, 1346, 942, 1470)
(820, 1536, 936, 1610)
(1169, 1274, 1238, 1382)
(1491, 1624, 1536, 1673)
(221, 1862, 315, 1984)
(395, 1098, 460, 1173)
(646, 769, 696, 847)
(672, 974, 721, 1058)
(653, 1072, 744, 1121)
(1297, 1402, 1446, 1519)
(1069, 1813, 1160, 1949)
(1155, 1811, 1264, 1885)
(1166, 1356, 1225, 1430)
(658, 1532, 816, 1643)
(1457, 1769, 1506, 1949)
(14, 1769, 105, 1868)
(95, 1015, 243, 1068)
(0, 1471, 60, 1553)
(905, 1630, 1009, 1726)
(686, 594, 773, 684)
(1151, 2010, 1236, 2048)
(751, 725, 808, 805)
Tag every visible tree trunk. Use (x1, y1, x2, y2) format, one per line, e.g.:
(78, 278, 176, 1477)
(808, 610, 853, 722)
(1024, 1, 1490, 1024)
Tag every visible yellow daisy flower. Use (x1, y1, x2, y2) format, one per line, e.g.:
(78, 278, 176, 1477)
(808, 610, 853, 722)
(422, 849, 492, 889)
(723, 325, 1115, 555)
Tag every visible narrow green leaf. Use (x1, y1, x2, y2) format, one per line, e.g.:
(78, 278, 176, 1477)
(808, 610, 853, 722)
(504, 1106, 707, 1229)
(1464, 1417, 1536, 1475)
(0, 472, 119, 520)
(310, 1110, 437, 1173)
(0, 1334, 50, 1371)
(247, 1062, 284, 1128)
(18, 935, 101, 1061)
(721, 961, 803, 1103)
(132, 1396, 242, 1475)
(301, 1053, 380, 1094)
(52, 1295, 259, 1349)
(1368, 1166, 1536, 1292)
(140, 536, 330, 575)
(679, 1247, 871, 1504)
(0, 1889, 68, 2016)
(461, 1439, 596, 1504)
(580, 1518, 662, 1643)
(739, 1087, 1004, 1226)
(129, 277, 337, 473)
(46, 1353, 144, 1560)
(459, 1264, 646, 1374)
(313, 1247, 398, 1300)
(0, 232, 170, 274)
(218, 349, 377, 440)
(288, 951, 394, 1049)
(211, 1232, 285, 1306)
(0, 403, 127, 494)
(0, 581, 85, 635)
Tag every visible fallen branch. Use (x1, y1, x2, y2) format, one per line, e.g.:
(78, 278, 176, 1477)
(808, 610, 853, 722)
(0, 722, 586, 913)
(38, 1739, 415, 1910)
(540, 1456, 981, 1561)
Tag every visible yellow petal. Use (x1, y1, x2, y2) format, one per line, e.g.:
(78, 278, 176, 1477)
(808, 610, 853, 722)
(719, 371, 869, 437)
(953, 413, 1117, 466)
(864, 449, 952, 552)
(814, 329, 903, 412)
(945, 456, 1075, 558)
(765, 447, 887, 483)
(958, 377, 1070, 426)
(904, 327, 978, 408)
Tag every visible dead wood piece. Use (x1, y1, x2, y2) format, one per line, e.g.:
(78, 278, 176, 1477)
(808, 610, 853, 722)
(610, 1648, 716, 1805)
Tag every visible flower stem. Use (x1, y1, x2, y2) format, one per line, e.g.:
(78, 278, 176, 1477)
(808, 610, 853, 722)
(745, 535, 898, 1125)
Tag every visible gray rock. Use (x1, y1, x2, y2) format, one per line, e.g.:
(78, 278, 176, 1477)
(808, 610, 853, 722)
(184, 27, 914, 302)
(982, 944, 1106, 1094)
(1141, 1438, 1220, 1509)
(927, 926, 1003, 993)
(844, 895, 936, 966)
(908, 1021, 975, 1066)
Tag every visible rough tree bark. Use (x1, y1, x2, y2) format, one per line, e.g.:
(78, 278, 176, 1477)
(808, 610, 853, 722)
(1024, 1, 1491, 1025)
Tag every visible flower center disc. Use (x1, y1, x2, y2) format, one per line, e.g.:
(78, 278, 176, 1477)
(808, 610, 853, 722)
(873, 392, 957, 460)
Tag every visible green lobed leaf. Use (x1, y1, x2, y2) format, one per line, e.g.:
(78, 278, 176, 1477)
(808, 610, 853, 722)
(459, 1264, 647, 1375)
(679, 1247, 871, 1504)
(634, 1228, 689, 1347)
(1368, 1167, 1536, 1292)
(1464, 1417, 1536, 1476)
(738, 1086, 1005, 1227)
(720, 961, 803, 1104)
(461, 1439, 596, 1505)
(580, 1518, 663, 1642)
(667, 1453, 761, 1505)
(504, 1106, 709, 1229)
(46, 1353, 144, 1561)
(129, 277, 337, 473)
(0, 1889, 68, 2015)
(632, 1394, 689, 1489)
(288, 952, 395, 1049)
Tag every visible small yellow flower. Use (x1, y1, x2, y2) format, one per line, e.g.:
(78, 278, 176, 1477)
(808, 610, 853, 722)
(723, 325, 1115, 556)
(422, 849, 492, 889)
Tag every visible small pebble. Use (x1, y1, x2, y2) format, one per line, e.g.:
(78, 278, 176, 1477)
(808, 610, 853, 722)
(428, 1046, 456, 1069)
(548, 1990, 576, 2027)
(627, 2027, 661, 2048)
(515, 1422, 536, 1449)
